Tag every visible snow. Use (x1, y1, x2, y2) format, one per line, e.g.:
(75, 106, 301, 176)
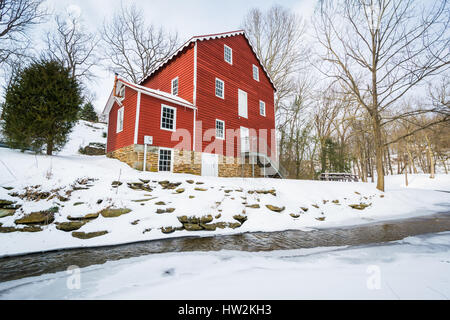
(0, 121, 449, 257)
(1, 231, 449, 299)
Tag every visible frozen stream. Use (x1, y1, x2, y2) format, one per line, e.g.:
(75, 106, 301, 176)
(0, 211, 449, 283)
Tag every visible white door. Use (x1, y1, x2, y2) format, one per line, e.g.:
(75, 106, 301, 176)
(201, 153, 219, 176)
(240, 126, 250, 153)
(238, 89, 248, 118)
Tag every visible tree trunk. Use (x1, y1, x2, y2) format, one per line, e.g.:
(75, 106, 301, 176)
(46, 139, 53, 155)
(425, 134, 435, 179)
(373, 114, 385, 191)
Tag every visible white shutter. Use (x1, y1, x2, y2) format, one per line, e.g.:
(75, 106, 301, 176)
(238, 89, 248, 118)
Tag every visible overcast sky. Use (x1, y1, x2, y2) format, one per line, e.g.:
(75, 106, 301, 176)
(39, 0, 318, 112)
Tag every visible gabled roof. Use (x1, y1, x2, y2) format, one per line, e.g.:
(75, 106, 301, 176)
(102, 77, 196, 115)
(139, 30, 277, 91)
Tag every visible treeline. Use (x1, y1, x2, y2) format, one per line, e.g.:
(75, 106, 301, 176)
(242, 1, 449, 190)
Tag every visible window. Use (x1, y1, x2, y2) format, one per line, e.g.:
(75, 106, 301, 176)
(118, 85, 125, 99)
(259, 100, 266, 116)
(171, 77, 178, 96)
(116, 107, 124, 133)
(160, 105, 176, 131)
(215, 78, 224, 99)
(216, 119, 225, 139)
(238, 89, 248, 118)
(224, 45, 232, 64)
(252, 64, 259, 81)
(158, 148, 172, 172)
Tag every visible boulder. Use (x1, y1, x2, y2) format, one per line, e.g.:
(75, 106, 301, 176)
(161, 226, 175, 234)
(200, 223, 217, 231)
(200, 215, 213, 224)
(184, 223, 203, 231)
(100, 208, 131, 218)
(227, 222, 242, 229)
(0, 208, 16, 218)
(15, 210, 55, 225)
(233, 214, 248, 223)
(72, 230, 108, 239)
(78, 142, 106, 155)
(349, 203, 370, 210)
(265, 205, 285, 213)
(56, 221, 86, 232)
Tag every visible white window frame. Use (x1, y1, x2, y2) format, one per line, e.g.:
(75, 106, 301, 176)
(215, 119, 225, 140)
(158, 147, 173, 172)
(252, 64, 259, 81)
(119, 85, 125, 99)
(116, 106, 124, 133)
(259, 100, 266, 116)
(224, 45, 232, 64)
(171, 77, 179, 96)
(215, 78, 225, 99)
(238, 89, 248, 118)
(160, 104, 177, 132)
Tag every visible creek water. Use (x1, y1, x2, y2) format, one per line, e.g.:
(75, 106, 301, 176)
(1, 211, 449, 283)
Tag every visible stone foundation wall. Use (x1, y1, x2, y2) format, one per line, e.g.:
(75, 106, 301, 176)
(107, 144, 262, 177)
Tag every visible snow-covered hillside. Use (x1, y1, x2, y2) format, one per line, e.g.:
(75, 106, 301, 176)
(0, 121, 449, 257)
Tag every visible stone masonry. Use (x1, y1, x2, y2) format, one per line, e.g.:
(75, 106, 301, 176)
(107, 144, 262, 177)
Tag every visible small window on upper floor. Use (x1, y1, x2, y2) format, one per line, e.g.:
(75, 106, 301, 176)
(216, 119, 225, 140)
(215, 78, 224, 99)
(116, 107, 124, 133)
(224, 45, 232, 64)
(117, 84, 125, 100)
(252, 64, 259, 81)
(171, 77, 179, 96)
(259, 100, 266, 117)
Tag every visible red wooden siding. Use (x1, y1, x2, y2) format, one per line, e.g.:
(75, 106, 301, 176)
(136, 94, 194, 150)
(196, 34, 275, 158)
(106, 32, 276, 160)
(106, 86, 137, 153)
(141, 44, 195, 104)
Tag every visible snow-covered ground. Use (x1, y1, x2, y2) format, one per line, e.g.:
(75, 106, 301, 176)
(1, 231, 449, 299)
(0, 121, 449, 257)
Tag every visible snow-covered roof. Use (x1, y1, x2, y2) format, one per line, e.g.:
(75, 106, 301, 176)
(139, 30, 277, 91)
(102, 77, 196, 116)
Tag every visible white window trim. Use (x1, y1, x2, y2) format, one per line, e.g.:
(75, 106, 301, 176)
(215, 78, 225, 99)
(253, 64, 259, 81)
(238, 89, 248, 119)
(224, 45, 232, 65)
(171, 77, 179, 96)
(215, 119, 225, 140)
(259, 100, 266, 116)
(158, 147, 173, 172)
(160, 104, 177, 132)
(116, 106, 124, 133)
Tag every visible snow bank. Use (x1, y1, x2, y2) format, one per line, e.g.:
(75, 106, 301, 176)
(0, 121, 449, 257)
(1, 231, 449, 299)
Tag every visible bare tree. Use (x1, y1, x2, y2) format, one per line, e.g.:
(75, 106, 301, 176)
(242, 5, 308, 111)
(44, 12, 98, 82)
(314, 0, 450, 191)
(101, 3, 179, 83)
(0, 0, 46, 65)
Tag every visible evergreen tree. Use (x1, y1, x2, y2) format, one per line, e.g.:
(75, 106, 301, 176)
(2, 59, 82, 155)
(78, 102, 98, 122)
